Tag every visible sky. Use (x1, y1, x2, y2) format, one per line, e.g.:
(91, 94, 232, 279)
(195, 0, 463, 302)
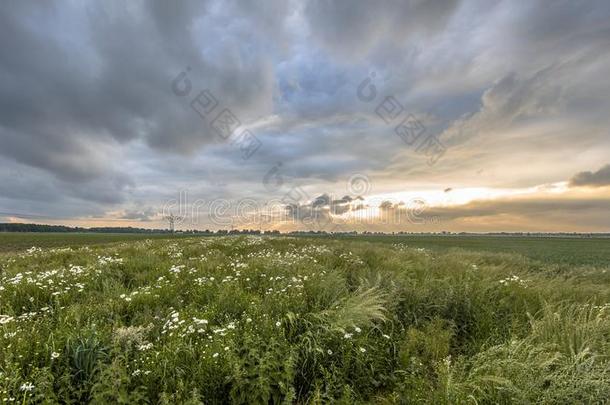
(1, 0, 610, 232)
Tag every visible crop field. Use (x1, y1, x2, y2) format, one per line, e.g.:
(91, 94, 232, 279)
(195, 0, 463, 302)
(1, 235, 609, 403)
(321, 235, 610, 267)
(0, 233, 190, 254)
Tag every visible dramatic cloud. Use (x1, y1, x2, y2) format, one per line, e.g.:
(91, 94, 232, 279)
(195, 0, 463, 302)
(326, 189, 610, 233)
(570, 165, 610, 188)
(304, 0, 461, 59)
(0, 1, 278, 179)
(1, 1, 609, 231)
(120, 208, 159, 222)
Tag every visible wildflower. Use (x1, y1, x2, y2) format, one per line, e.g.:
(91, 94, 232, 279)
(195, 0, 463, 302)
(354, 326, 361, 333)
(19, 382, 34, 392)
(359, 347, 366, 353)
(138, 343, 153, 351)
(344, 333, 353, 339)
(246, 318, 252, 323)
(382, 334, 390, 339)
(51, 352, 60, 359)
(276, 321, 281, 327)
(327, 349, 333, 355)
(0, 315, 14, 325)
(212, 352, 219, 358)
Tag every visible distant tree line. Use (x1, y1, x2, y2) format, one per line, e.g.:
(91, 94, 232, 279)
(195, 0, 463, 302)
(0, 223, 282, 235)
(0, 223, 606, 237)
(0, 223, 169, 233)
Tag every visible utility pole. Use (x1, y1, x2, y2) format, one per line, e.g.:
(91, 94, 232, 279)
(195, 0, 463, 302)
(166, 213, 175, 233)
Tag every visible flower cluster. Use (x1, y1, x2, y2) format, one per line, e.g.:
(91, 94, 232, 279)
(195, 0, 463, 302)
(499, 275, 528, 286)
(98, 255, 124, 265)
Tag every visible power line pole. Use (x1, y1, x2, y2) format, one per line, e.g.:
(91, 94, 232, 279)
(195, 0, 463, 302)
(166, 213, 175, 233)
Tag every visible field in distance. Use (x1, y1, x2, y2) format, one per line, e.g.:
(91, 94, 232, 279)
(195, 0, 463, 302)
(0, 232, 189, 253)
(2, 232, 609, 266)
(1, 235, 609, 403)
(326, 234, 610, 267)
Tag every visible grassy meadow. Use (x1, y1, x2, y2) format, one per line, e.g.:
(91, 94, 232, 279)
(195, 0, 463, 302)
(0, 235, 609, 403)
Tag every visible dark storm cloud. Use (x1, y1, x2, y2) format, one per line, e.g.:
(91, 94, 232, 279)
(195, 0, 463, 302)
(284, 193, 367, 226)
(120, 208, 158, 222)
(0, 156, 132, 220)
(442, 67, 565, 146)
(0, 0, 279, 183)
(304, 0, 462, 59)
(570, 165, 610, 188)
(1, 0, 610, 230)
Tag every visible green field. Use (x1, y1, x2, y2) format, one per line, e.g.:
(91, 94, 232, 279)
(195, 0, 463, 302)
(3, 232, 610, 266)
(326, 235, 610, 267)
(0, 233, 190, 253)
(1, 235, 609, 403)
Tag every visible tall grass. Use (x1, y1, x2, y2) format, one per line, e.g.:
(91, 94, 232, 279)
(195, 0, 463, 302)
(0, 236, 608, 403)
